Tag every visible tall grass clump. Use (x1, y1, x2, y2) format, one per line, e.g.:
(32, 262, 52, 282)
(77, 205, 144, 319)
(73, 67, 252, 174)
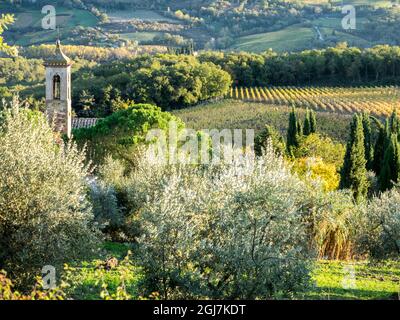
(308, 190, 359, 260)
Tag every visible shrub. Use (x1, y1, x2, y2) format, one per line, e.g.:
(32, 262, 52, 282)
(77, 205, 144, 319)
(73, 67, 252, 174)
(254, 125, 285, 156)
(134, 146, 313, 299)
(0, 107, 100, 285)
(73, 104, 185, 165)
(292, 157, 340, 192)
(99, 155, 183, 241)
(0, 270, 65, 300)
(89, 178, 124, 238)
(356, 188, 400, 259)
(74, 54, 232, 110)
(294, 133, 345, 168)
(127, 55, 232, 109)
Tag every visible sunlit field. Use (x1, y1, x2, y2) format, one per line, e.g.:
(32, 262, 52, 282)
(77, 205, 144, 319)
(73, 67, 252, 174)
(227, 86, 400, 117)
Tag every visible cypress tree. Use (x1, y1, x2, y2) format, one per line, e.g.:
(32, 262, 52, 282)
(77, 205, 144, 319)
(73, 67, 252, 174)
(384, 118, 391, 143)
(310, 110, 317, 134)
(303, 109, 311, 136)
(373, 126, 386, 175)
(296, 118, 303, 137)
(255, 124, 286, 156)
(287, 107, 300, 154)
(340, 114, 369, 202)
(379, 133, 400, 191)
(384, 118, 392, 153)
(372, 115, 399, 176)
(362, 113, 374, 170)
(389, 109, 400, 136)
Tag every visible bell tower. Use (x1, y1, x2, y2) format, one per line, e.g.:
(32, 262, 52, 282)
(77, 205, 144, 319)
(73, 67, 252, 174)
(44, 40, 72, 138)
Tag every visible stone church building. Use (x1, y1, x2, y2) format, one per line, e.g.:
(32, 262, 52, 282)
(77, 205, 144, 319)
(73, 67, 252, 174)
(44, 40, 98, 138)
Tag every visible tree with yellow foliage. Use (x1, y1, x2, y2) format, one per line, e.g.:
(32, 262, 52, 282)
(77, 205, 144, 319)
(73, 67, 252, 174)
(0, 14, 17, 56)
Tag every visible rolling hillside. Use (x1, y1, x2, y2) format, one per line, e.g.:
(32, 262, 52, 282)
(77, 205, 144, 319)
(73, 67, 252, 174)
(1, 0, 400, 52)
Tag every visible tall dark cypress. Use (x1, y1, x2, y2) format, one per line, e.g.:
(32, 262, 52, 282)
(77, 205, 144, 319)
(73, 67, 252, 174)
(362, 113, 374, 170)
(373, 126, 386, 175)
(310, 110, 317, 134)
(296, 118, 303, 137)
(287, 107, 300, 154)
(303, 109, 311, 136)
(385, 118, 391, 140)
(379, 133, 400, 191)
(389, 110, 400, 136)
(340, 114, 369, 202)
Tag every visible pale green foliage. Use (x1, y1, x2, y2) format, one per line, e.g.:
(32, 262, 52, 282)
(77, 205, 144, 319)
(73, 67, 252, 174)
(0, 107, 100, 282)
(356, 188, 400, 259)
(98, 155, 151, 240)
(131, 146, 313, 299)
(99, 152, 213, 241)
(89, 178, 124, 234)
(98, 156, 127, 187)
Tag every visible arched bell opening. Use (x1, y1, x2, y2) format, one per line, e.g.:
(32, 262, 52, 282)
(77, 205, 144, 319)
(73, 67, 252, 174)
(53, 75, 61, 100)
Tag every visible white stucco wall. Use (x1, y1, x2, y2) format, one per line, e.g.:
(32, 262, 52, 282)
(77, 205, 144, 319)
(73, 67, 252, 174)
(45, 65, 72, 138)
(45, 65, 71, 101)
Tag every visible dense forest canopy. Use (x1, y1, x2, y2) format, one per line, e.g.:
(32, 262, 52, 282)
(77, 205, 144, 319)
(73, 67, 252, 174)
(200, 44, 400, 86)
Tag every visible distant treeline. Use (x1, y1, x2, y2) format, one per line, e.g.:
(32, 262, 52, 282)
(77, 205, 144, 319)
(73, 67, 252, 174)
(20, 44, 137, 62)
(3, 44, 400, 115)
(72, 54, 232, 115)
(199, 44, 400, 86)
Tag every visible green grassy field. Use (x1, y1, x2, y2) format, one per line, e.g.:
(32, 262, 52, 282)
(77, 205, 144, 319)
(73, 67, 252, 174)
(0, 5, 182, 47)
(305, 261, 400, 300)
(63, 242, 143, 300)
(107, 9, 178, 23)
(0, 5, 98, 46)
(0, 1, 394, 50)
(313, 16, 369, 29)
(119, 31, 162, 43)
(298, 0, 393, 7)
(66, 242, 399, 300)
(229, 0, 386, 54)
(230, 25, 315, 53)
(230, 19, 373, 53)
(173, 100, 352, 143)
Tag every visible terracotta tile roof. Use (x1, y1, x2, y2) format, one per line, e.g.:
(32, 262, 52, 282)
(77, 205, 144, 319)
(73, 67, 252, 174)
(72, 118, 100, 130)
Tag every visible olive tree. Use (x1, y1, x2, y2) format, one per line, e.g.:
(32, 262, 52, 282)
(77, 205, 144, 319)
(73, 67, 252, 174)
(356, 188, 400, 259)
(133, 146, 313, 299)
(0, 107, 100, 284)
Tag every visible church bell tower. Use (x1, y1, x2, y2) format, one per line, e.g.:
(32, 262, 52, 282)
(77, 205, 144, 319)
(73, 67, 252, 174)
(44, 40, 72, 138)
